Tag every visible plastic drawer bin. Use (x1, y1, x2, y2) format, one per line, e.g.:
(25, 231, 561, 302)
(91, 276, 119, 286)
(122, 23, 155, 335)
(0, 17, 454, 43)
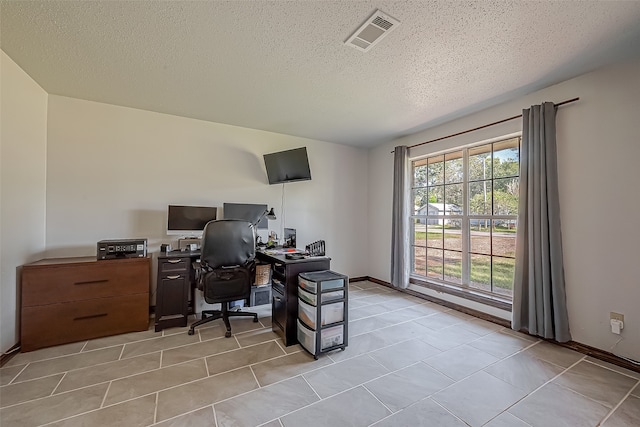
(321, 302, 344, 325)
(297, 320, 344, 355)
(298, 287, 343, 306)
(297, 319, 316, 354)
(321, 290, 344, 302)
(299, 299, 344, 329)
(299, 270, 346, 293)
(321, 324, 344, 350)
(298, 287, 317, 306)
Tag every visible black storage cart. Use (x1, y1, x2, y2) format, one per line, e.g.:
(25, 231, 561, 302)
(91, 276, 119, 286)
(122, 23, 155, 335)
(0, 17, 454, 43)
(296, 270, 348, 358)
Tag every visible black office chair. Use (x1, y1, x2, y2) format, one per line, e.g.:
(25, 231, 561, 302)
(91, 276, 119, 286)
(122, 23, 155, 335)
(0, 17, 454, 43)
(187, 219, 259, 337)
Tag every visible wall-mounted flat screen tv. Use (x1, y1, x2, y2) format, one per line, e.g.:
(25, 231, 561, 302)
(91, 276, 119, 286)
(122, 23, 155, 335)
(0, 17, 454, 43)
(263, 147, 312, 185)
(223, 203, 268, 229)
(167, 205, 217, 235)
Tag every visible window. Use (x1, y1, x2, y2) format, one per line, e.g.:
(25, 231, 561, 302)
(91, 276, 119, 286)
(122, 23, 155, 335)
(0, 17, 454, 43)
(410, 136, 520, 300)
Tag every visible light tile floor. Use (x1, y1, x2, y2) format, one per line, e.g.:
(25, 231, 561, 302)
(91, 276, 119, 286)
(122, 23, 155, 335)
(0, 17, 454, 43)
(1, 281, 639, 427)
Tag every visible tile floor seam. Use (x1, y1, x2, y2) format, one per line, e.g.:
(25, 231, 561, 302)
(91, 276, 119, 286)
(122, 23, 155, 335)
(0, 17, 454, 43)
(100, 379, 113, 408)
(0, 379, 114, 411)
(38, 409, 93, 427)
(300, 372, 323, 400)
(360, 360, 429, 387)
(507, 413, 533, 426)
(204, 375, 262, 407)
(482, 404, 533, 426)
(484, 352, 586, 404)
(11, 353, 130, 384)
(2, 363, 29, 385)
(268, 383, 372, 422)
(49, 371, 67, 396)
(326, 333, 442, 364)
(203, 348, 305, 382)
(36, 390, 157, 427)
(361, 383, 394, 414)
(149, 403, 212, 426)
(520, 341, 575, 370)
(80, 340, 89, 352)
(513, 355, 604, 414)
(427, 396, 471, 426)
(153, 391, 159, 425)
(274, 340, 287, 354)
(597, 381, 639, 427)
(553, 374, 632, 412)
(158, 335, 268, 360)
(204, 353, 211, 377)
(423, 344, 504, 382)
(583, 358, 640, 381)
(249, 364, 260, 387)
(9, 345, 112, 367)
(257, 414, 287, 426)
(121, 332, 256, 361)
(423, 343, 550, 399)
(363, 353, 392, 373)
(212, 403, 219, 427)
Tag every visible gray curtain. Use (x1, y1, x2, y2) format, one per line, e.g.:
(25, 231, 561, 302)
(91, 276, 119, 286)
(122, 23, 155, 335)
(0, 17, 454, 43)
(512, 102, 571, 342)
(391, 145, 410, 288)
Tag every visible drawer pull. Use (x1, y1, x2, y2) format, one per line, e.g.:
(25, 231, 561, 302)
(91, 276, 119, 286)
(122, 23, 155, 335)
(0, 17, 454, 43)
(167, 259, 182, 264)
(274, 296, 283, 302)
(74, 279, 109, 286)
(74, 313, 108, 321)
(166, 275, 181, 280)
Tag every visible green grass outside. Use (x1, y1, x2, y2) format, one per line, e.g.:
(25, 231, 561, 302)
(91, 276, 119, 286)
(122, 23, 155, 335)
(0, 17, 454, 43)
(415, 231, 461, 240)
(426, 257, 514, 291)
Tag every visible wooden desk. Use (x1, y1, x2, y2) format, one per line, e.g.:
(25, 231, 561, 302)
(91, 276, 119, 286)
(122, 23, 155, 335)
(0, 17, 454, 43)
(21, 256, 150, 352)
(256, 251, 330, 346)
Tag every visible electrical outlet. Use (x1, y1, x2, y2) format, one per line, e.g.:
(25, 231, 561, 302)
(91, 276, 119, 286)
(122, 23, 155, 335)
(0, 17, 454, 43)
(610, 312, 624, 323)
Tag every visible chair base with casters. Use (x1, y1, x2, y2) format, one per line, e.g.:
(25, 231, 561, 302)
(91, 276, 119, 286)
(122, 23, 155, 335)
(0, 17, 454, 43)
(188, 302, 259, 337)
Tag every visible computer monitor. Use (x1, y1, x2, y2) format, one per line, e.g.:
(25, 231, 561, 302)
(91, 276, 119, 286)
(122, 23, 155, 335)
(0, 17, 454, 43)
(223, 203, 268, 229)
(283, 228, 296, 248)
(167, 205, 218, 236)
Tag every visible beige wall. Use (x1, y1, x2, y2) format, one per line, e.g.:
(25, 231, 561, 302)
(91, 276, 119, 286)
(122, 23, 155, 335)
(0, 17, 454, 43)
(0, 51, 48, 353)
(45, 96, 369, 304)
(369, 58, 640, 361)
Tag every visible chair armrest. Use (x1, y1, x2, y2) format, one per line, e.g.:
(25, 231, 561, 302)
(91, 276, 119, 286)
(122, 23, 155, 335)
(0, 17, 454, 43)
(192, 261, 207, 290)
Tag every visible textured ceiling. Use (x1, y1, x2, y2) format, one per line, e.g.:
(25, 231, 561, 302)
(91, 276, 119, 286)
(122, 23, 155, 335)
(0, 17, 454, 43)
(2, 1, 640, 147)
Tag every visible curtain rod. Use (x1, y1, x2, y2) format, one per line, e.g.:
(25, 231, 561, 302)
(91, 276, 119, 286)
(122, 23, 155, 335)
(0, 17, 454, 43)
(391, 97, 580, 153)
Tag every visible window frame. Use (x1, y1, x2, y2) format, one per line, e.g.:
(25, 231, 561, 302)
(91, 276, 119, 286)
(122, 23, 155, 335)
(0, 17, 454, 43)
(409, 134, 521, 306)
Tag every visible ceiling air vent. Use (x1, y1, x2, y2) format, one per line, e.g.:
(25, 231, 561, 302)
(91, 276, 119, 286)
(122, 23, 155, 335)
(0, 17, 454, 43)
(345, 9, 400, 52)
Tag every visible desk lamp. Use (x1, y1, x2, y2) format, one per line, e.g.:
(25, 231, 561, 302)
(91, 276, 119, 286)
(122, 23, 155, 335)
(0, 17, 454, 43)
(252, 208, 276, 247)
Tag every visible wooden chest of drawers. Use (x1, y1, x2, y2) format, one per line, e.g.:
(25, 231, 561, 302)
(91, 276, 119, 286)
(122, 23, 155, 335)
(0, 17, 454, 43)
(21, 256, 150, 352)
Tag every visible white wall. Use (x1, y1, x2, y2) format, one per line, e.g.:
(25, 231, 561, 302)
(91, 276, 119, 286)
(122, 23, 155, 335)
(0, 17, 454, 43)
(0, 51, 48, 353)
(45, 96, 369, 304)
(369, 58, 640, 361)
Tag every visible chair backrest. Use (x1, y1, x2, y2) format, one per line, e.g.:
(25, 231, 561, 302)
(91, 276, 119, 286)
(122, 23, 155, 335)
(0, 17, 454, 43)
(200, 219, 255, 269)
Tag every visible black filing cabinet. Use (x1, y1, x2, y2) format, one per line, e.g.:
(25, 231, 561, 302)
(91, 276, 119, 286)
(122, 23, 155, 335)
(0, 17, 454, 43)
(155, 254, 192, 331)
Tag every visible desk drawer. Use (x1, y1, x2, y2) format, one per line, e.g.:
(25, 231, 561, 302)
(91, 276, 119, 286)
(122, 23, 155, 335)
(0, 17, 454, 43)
(159, 257, 190, 273)
(21, 293, 149, 352)
(22, 259, 150, 306)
